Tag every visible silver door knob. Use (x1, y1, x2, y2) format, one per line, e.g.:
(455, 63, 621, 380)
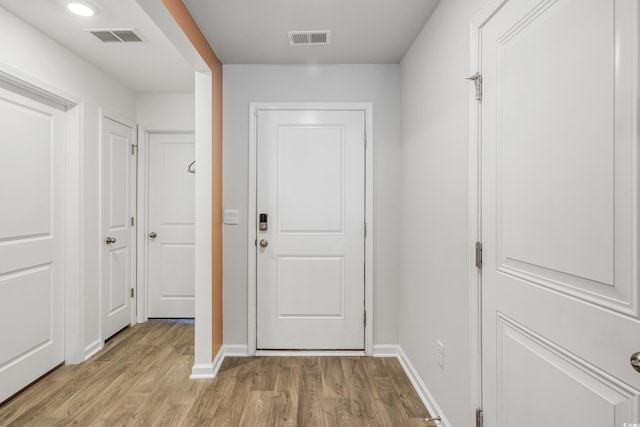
(149, 232, 157, 238)
(630, 352, 640, 372)
(105, 237, 116, 244)
(259, 239, 269, 248)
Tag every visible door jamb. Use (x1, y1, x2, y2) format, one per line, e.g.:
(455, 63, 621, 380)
(247, 101, 374, 356)
(469, 0, 509, 421)
(136, 126, 195, 323)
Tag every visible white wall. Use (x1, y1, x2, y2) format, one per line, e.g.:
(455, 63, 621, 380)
(399, 0, 485, 425)
(223, 64, 401, 347)
(0, 7, 136, 358)
(136, 93, 195, 129)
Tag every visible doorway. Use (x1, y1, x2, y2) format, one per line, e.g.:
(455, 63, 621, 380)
(101, 114, 136, 340)
(0, 81, 67, 402)
(248, 102, 374, 354)
(146, 132, 196, 318)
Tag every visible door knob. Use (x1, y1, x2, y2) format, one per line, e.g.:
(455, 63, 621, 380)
(259, 239, 269, 248)
(149, 232, 157, 238)
(105, 237, 116, 244)
(630, 352, 640, 373)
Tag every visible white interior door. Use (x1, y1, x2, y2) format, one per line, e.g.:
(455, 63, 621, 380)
(480, 0, 640, 425)
(102, 117, 135, 339)
(147, 133, 195, 318)
(0, 86, 65, 402)
(256, 109, 366, 350)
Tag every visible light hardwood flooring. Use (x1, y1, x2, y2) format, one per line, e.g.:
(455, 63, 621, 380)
(0, 319, 436, 426)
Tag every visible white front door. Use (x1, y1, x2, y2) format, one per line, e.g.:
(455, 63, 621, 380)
(102, 117, 135, 339)
(147, 133, 195, 318)
(0, 86, 65, 402)
(480, 0, 640, 424)
(256, 109, 366, 350)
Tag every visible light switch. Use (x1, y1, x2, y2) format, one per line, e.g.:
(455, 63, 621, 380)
(223, 209, 240, 225)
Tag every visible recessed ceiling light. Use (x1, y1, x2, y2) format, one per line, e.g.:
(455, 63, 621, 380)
(67, 2, 97, 17)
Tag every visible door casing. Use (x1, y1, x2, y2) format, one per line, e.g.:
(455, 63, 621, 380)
(247, 102, 374, 356)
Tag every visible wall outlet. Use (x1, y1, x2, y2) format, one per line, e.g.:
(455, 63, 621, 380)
(436, 340, 444, 369)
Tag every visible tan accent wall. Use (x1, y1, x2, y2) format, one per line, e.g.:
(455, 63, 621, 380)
(161, 0, 223, 357)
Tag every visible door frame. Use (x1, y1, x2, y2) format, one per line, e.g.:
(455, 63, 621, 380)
(136, 126, 195, 323)
(247, 102, 374, 356)
(0, 64, 84, 364)
(99, 110, 138, 341)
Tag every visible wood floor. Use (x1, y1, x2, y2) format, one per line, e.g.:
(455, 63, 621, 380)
(0, 319, 435, 426)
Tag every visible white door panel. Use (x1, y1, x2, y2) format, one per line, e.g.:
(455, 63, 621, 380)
(480, 0, 640, 424)
(0, 87, 65, 402)
(147, 133, 195, 318)
(102, 117, 134, 339)
(257, 110, 365, 350)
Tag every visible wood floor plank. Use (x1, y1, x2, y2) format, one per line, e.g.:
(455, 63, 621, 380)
(324, 397, 358, 427)
(297, 358, 326, 427)
(272, 365, 300, 426)
(362, 356, 390, 378)
(381, 357, 429, 419)
(250, 356, 278, 391)
(208, 377, 253, 426)
(0, 321, 432, 426)
(370, 377, 412, 426)
(322, 357, 347, 398)
(181, 379, 224, 427)
(341, 357, 377, 426)
(238, 391, 273, 427)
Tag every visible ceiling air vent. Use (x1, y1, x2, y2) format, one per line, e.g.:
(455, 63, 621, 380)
(288, 30, 331, 46)
(86, 28, 144, 43)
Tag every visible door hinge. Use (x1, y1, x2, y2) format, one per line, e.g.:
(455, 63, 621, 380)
(467, 72, 482, 101)
(131, 217, 134, 226)
(364, 132, 367, 149)
(475, 241, 483, 269)
(363, 310, 367, 327)
(476, 409, 483, 427)
(131, 144, 138, 155)
(364, 222, 367, 238)
(130, 288, 134, 298)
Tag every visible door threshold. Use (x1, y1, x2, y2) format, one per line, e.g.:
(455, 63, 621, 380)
(255, 350, 366, 357)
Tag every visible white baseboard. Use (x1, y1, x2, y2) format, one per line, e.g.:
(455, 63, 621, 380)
(396, 346, 450, 427)
(190, 344, 248, 379)
(84, 340, 102, 361)
(372, 344, 400, 357)
(223, 344, 249, 357)
(190, 363, 216, 379)
(210, 345, 225, 377)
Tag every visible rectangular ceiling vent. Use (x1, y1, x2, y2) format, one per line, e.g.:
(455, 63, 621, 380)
(86, 28, 144, 43)
(288, 30, 331, 46)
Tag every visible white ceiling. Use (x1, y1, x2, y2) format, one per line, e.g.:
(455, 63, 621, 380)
(0, 0, 194, 93)
(184, 0, 440, 64)
(0, 0, 440, 93)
